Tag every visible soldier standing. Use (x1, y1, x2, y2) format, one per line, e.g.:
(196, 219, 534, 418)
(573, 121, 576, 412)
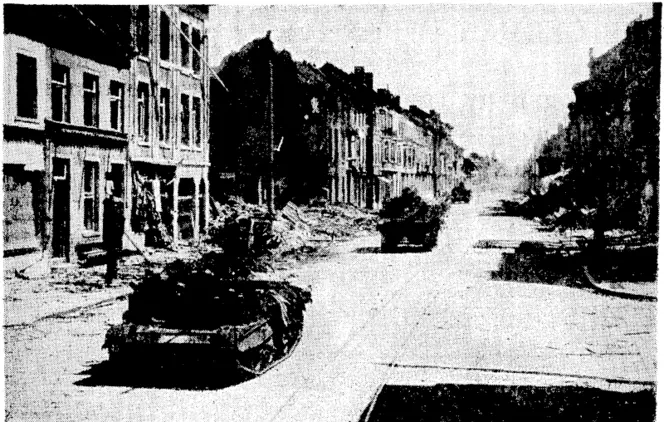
(103, 177, 125, 285)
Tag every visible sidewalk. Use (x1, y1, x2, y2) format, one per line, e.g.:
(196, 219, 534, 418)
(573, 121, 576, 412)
(2, 236, 353, 328)
(4, 257, 133, 327)
(3, 246, 198, 327)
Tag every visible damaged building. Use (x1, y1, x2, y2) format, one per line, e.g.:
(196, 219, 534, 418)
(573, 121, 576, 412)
(128, 5, 211, 246)
(210, 35, 462, 210)
(3, 5, 211, 260)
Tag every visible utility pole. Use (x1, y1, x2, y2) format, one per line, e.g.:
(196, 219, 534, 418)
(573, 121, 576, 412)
(267, 31, 275, 215)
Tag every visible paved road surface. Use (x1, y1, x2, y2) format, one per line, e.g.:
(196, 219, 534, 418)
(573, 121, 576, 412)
(5, 188, 655, 421)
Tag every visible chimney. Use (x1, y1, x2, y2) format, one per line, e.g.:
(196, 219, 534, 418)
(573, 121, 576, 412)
(365, 72, 373, 90)
(654, 3, 662, 25)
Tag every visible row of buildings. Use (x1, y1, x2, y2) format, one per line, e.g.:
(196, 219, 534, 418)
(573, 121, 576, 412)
(526, 4, 659, 234)
(4, 5, 211, 259)
(3, 5, 466, 261)
(210, 35, 465, 211)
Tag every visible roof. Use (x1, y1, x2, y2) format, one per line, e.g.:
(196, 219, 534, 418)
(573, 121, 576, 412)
(295, 61, 329, 90)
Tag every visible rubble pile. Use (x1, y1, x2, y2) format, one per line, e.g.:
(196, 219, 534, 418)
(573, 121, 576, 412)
(209, 196, 378, 259)
(299, 205, 377, 241)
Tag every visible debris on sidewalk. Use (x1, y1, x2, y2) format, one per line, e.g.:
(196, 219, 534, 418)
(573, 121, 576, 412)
(209, 196, 378, 260)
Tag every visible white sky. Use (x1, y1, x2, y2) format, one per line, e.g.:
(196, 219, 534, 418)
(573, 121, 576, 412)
(208, 3, 653, 164)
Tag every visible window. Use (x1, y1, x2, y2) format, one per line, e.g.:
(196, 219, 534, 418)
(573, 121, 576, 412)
(160, 11, 170, 61)
(180, 93, 190, 145)
(159, 88, 170, 143)
(192, 96, 201, 147)
(383, 141, 389, 162)
(180, 22, 190, 68)
(51, 63, 70, 123)
(341, 133, 346, 160)
(136, 6, 150, 57)
(137, 82, 149, 138)
(83, 161, 99, 232)
(109, 81, 124, 131)
(83, 73, 99, 127)
(16, 54, 38, 119)
(192, 27, 201, 74)
(334, 129, 339, 162)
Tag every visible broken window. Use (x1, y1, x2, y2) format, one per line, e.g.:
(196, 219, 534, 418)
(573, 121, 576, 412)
(180, 93, 190, 145)
(192, 27, 201, 74)
(137, 82, 149, 138)
(51, 63, 70, 123)
(17, 54, 38, 119)
(160, 11, 170, 61)
(109, 81, 124, 131)
(180, 22, 190, 68)
(135, 6, 150, 57)
(83, 161, 99, 231)
(83, 73, 99, 127)
(192, 96, 201, 147)
(159, 88, 170, 143)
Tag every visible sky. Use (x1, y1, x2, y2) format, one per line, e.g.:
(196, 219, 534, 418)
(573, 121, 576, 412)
(208, 3, 653, 165)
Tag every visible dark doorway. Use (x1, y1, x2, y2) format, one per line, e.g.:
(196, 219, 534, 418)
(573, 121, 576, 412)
(109, 163, 125, 198)
(52, 158, 70, 260)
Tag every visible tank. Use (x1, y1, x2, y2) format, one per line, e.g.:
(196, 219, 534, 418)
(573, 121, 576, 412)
(377, 188, 447, 252)
(103, 276, 311, 375)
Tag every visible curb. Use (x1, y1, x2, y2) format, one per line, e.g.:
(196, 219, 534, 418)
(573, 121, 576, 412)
(5, 290, 130, 329)
(582, 267, 657, 302)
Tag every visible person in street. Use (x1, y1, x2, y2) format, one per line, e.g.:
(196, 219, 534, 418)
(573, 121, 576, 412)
(103, 177, 125, 285)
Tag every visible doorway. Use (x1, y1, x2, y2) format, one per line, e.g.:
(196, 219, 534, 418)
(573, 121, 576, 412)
(52, 158, 70, 260)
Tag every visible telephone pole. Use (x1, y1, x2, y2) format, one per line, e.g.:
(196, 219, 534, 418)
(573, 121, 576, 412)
(267, 31, 275, 215)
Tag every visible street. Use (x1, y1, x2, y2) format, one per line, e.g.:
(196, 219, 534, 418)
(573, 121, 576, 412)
(5, 185, 656, 421)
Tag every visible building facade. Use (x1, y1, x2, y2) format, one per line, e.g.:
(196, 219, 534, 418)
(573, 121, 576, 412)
(3, 5, 210, 261)
(210, 35, 461, 211)
(373, 91, 445, 207)
(127, 5, 210, 245)
(320, 64, 374, 208)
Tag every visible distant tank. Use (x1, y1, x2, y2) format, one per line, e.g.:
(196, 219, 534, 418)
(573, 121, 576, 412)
(450, 182, 472, 203)
(377, 188, 447, 252)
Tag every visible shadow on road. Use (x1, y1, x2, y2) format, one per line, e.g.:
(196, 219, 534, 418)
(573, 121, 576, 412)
(358, 383, 655, 422)
(354, 246, 433, 254)
(490, 245, 582, 287)
(75, 359, 255, 391)
(487, 241, 657, 289)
